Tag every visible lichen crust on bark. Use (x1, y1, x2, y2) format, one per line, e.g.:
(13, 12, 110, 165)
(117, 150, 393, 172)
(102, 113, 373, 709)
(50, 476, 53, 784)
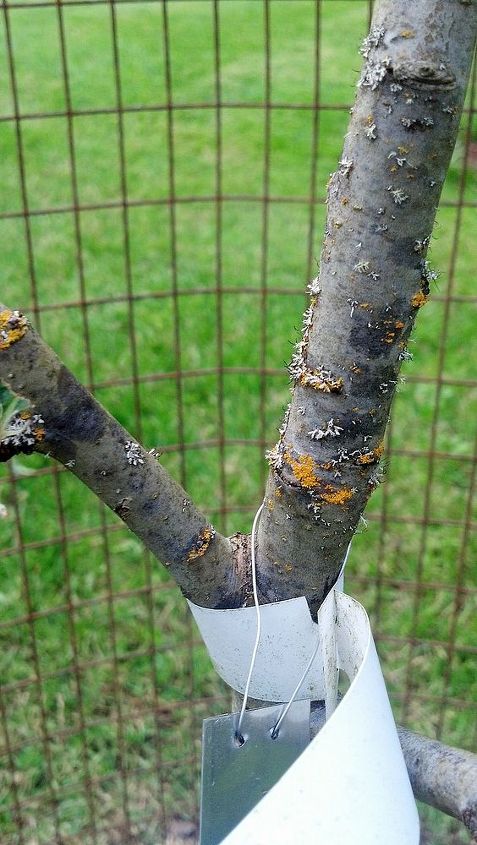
(258, 0, 477, 612)
(0, 307, 241, 609)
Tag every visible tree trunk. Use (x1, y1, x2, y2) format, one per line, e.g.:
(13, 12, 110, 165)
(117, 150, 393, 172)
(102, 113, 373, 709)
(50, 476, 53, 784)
(257, 0, 477, 614)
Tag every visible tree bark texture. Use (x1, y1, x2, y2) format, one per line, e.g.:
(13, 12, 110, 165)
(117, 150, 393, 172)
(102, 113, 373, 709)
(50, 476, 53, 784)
(397, 727, 477, 837)
(257, 0, 477, 614)
(0, 308, 241, 608)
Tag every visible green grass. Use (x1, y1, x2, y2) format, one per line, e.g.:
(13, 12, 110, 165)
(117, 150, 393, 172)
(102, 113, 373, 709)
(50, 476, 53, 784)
(0, 2, 476, 843)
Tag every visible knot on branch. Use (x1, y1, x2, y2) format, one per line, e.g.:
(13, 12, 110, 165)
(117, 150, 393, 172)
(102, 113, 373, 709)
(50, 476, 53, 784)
(391, 59, 456, 90)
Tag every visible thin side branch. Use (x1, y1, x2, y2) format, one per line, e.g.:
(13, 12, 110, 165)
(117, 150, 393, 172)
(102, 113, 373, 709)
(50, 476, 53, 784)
(0, 307, 241, 608)
(397, 727, 477, 837)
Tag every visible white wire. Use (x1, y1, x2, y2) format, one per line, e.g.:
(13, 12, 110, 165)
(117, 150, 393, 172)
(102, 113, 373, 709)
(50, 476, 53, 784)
(235, 501, 264, 740)
(271, 627, 321, 739)
(236, 513, 351, 742)
(271, 540, 351, 738)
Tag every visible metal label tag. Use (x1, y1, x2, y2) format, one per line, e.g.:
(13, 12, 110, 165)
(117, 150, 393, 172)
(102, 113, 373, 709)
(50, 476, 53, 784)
(200, 700, 310, 845)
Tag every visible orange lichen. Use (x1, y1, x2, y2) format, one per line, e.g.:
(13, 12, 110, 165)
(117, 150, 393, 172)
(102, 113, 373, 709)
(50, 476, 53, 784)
(411, 290, 428, 309)
(320, 486, 353, 505)
(187, 526, 215, 562)
(395, 320, 405, 330)
(23, 411, 45, 442)
(299, 370, 343, 394)
(357, 443, 384, 465)
(0, 309, 28, 350)
(341, 196, 349, 206)
(383, 331, 396, 344)
(285, 450, 319, 489)
(284, 451, 353, 506)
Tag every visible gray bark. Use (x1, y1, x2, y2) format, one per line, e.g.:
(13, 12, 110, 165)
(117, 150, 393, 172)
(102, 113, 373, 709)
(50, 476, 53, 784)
(257, 0, 477, 614)
(397, 727, 477, 837)
(0, 308, 240, 608)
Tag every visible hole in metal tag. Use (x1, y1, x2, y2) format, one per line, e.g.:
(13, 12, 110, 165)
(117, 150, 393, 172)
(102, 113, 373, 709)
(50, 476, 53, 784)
(200, 700, 310, 845)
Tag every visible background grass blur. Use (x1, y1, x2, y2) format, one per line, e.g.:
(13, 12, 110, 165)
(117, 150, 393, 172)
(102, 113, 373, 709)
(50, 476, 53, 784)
(0, 1, 476, 843)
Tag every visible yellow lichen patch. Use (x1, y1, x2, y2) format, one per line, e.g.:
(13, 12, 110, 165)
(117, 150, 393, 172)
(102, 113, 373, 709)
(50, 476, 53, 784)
(357, 443, 384, 465)
(285, 450, 319, 490)
(333, 220, 343, 228)
(33, 424, 45, 441)
(284, 563, 293, 574)
(275, 487, 283, 498)
(365, 114, 375, 126)
(400, 28, 415, 38)
(285, 450, 353, 505)
(0, 309, 28, 349)
(383, 331, 396, 344)
(411, 290, 428, 309)
(341, 196, 349, 206)
(398, 145, 410, 155)
(390, 165, 398, 174)
(267, 497, 275, 512)
(187, 526, 215, 562)
(299, 370, 343, 394)
(395, 320, 405, 330)
(320, 486, 353, 506)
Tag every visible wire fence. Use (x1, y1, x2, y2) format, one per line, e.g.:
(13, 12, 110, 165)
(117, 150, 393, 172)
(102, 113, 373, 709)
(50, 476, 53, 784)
(0, 1, 475, 843)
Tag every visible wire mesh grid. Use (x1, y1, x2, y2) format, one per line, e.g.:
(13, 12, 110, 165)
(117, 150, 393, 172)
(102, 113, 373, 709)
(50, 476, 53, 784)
(0, 1, 475, 843)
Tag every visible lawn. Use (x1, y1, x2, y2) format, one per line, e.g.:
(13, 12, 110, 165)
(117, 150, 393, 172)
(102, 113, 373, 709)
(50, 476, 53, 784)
(0, 1, 476, 843)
